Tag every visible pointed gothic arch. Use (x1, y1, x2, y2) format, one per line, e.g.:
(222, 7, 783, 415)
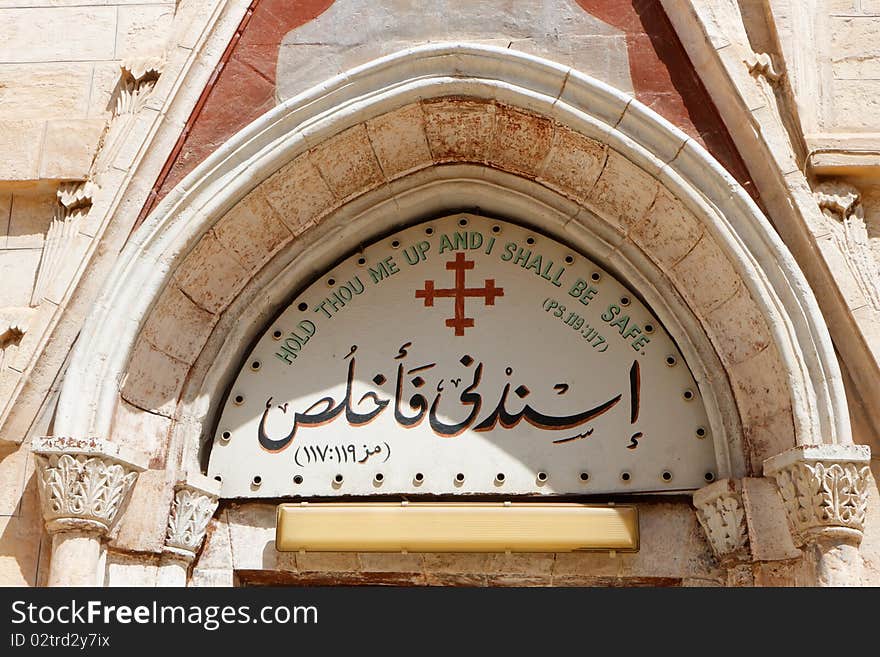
(53, 44, 849, 500)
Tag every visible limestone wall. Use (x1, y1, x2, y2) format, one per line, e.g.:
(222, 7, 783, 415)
(0, 0, 179, 587)
(0, 0, 878, 587)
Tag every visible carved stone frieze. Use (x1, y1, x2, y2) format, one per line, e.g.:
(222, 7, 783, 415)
(814, 181, 880, 311)
(764, 444, 871, 544)
(32, 437, 148, 535)
(693, 479, 750, 562)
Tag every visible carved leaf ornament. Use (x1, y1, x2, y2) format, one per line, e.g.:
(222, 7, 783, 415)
(165, 488, 218, 554)
(37, 453, 138, 529)
(776, 461, 870, 536)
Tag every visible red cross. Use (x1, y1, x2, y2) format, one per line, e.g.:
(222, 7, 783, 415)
(415, 252, 504, 336)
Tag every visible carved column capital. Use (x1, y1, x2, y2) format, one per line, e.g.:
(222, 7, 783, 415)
(164, 476, 220, 561)
(764, 444, 871, 546)
(693, 478, 750, 564)
(33, 437, 148, 536)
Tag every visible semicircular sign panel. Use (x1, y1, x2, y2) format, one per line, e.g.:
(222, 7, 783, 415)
(208, 214, 717, 497)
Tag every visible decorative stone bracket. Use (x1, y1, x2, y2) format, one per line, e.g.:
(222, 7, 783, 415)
(764, 444, 871, 546)
(164, 475, 220, 562)
(116, 56, 165, 117)
(157, 474, 220, 586)
(693, 478, 750, 565)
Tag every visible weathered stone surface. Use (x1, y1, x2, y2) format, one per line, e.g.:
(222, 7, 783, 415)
(105, 552, 159, 586)
(829, 17, 880, 80)
(0, 442, 32, 516)
(297, 552, 360, 572)
(357, 552, 423, 573)
(629, 189, 702, 269)
(309, 124, 384, 201)
(111, 469, 173, 553)
(814, 232, 870, 310)
(741, 477, 801, 562)
(39, 119, 106, 180)
(861, 464, 880, 585)
(423, 98, 497, 163)
(0, 368, 22, 408)
(728, 344, 795, 464)
(7, 302, 52, 373)
(42, 231, 92, 307)
(0, 121, 43, 180)
(365, 104, 433, 179)
(829, 79, 880, 130)
(120, 338, 191, 418)
(262, 153, 338, 234)
(586, 150, 659, 233)
(421, 553, 491, 574)
(488, 105, 554, 177)
(88, 62, 122, 119)
(537, 125, 607, 201)
(174, 230, 251, 314)
(141, 285, 217, 365)
(195, 512, 234, 572)
(190, 568, 235, 587)
(227, 503, 275, 570)
(111, 398, 173, 463)
(0, 7, 116, 62)
(671, 234, 741, 314)
(0, 250, 40, 307)
(0, 461, 44, 587)
(6, 191, 55, 249)
(0, 64, 93, 120)
(484, 552, 555, 576)
(704, 284, 773, 366)
(115, 4, 175, 59)
(213, 189, 292, 273)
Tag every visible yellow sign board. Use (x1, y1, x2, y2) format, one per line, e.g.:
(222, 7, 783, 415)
(276, 502, 638, 552)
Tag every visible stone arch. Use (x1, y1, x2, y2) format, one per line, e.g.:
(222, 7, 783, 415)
(54, 44, 850, 491)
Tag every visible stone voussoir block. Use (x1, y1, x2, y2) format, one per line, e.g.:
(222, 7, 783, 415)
(365, 103, 433, 180)
(213, 187, 293, 274)
(670, 232, 742, 315)
(536, 124, 607, 201)
(704, 282, 773, 367)
(174, 229, 251, 315)
(120, 337, 191, 418)
(261, 152, 338, 235)
(140, 284, 217, 365)
(585, 149, 659, 234)
(308, 123, 385, 201)
(488, 104, 554, 177)
(422, 97, 497, 163)
(629, 188, 703, 270)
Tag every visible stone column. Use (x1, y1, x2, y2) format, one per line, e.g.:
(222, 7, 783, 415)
(693, 478, 753, 586)
(33, 437, 147, 587)
(764, 444, 871, 587)
(158, 476, 220, 586)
